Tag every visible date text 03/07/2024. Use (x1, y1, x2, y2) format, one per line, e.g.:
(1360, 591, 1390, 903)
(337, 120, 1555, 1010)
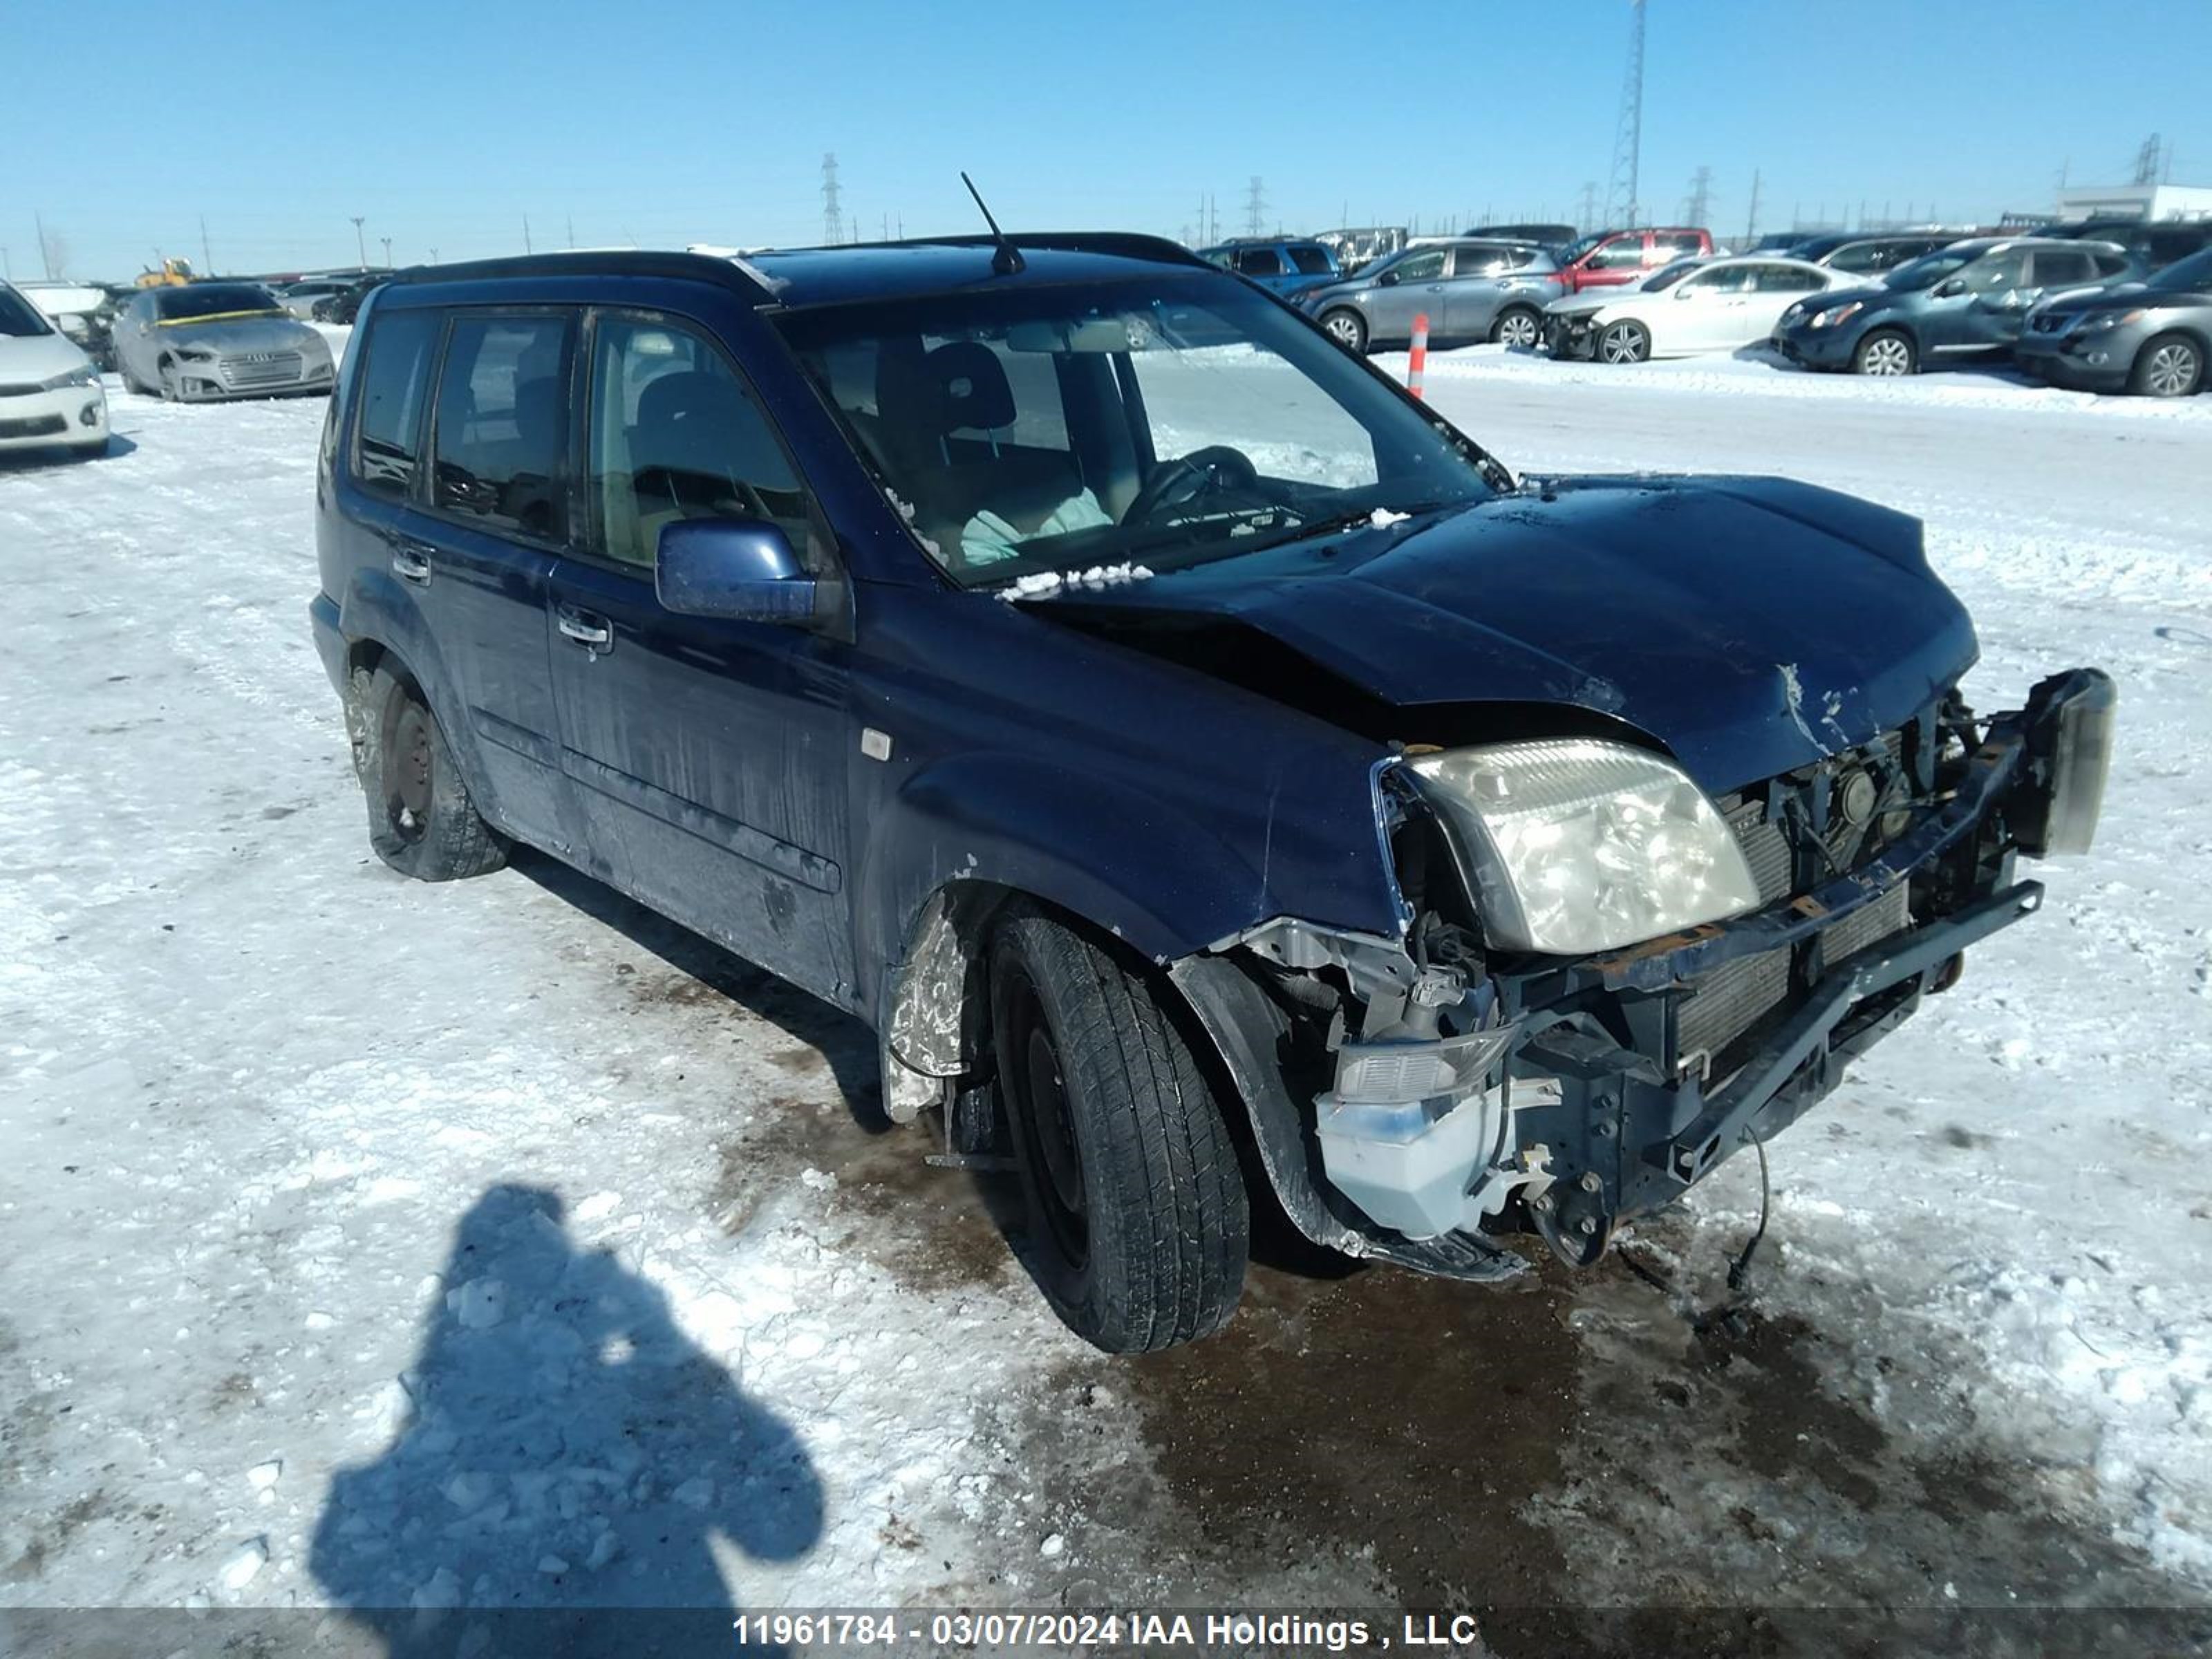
(728, 1611, 1486, 1650)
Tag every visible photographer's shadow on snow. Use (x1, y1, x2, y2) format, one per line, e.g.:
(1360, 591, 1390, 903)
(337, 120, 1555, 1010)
(311, 1184, 822, 1658)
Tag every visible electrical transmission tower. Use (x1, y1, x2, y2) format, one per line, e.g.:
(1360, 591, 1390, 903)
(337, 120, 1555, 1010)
(1244, 177, 1266, 238)
(821, 153, 844, 245)
(1683, 164, 1712, 227)
(1604, 0, 1647, 227)
(1745, 168, 1762, 243)
(2132, 134, 2163, 187)
(1577, 180, 1598, 234)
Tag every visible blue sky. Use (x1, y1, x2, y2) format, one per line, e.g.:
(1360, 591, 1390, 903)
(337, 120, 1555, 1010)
(7, 0, 2208, 279)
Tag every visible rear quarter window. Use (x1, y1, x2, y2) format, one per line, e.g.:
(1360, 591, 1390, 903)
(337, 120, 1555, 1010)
(351, 310, 442, 500)
(1287, 244, 1335, 275)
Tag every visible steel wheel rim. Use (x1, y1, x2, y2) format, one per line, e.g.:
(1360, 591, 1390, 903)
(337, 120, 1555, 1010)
(2147, 343, 2197, 396)
(1499, 311, 1537, 348)
(1601, 325, 1645, 364)
(1862, 337, 1909, 375)
(1006, 981, 1089, 1268)
(384, 701, 433, 844)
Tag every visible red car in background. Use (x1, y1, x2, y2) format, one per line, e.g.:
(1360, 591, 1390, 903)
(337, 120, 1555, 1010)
(1555, 227, 1714, 294)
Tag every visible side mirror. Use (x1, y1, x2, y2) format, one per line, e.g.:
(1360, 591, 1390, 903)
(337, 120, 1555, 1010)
(1933, 276, 1967, 299)
(655, 518, 819, 624)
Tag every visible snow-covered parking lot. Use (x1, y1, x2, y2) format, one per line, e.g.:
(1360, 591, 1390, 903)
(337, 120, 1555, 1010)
(3, 346, 2209, 1654)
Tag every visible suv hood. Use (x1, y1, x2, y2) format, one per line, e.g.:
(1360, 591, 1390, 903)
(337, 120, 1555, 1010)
(1036, 476, 1977, 792)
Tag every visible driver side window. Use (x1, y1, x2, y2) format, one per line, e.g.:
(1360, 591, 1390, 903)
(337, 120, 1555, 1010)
(587, 315, 814, 571)
(1387, 250, 1447, 283)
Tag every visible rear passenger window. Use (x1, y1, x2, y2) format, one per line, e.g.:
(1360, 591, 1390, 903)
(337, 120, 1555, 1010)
(588, 316, 812, 570)
(353, 310, 440, 500)
(1233, 249, 1285, 278)
(430, 315, 571, 538)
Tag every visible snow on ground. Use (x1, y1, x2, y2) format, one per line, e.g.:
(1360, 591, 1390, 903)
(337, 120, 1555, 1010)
(1, 353, 2209, 1653)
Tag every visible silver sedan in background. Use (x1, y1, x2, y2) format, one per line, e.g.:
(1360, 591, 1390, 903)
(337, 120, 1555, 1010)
(110, 283, 335, 402)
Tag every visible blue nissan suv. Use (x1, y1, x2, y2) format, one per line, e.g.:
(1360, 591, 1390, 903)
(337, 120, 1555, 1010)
(312, 240, 2112, 1351)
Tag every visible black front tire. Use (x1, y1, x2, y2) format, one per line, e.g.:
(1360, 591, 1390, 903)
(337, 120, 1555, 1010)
(988, 908, 1248, 1352)
(1597, 319, 1651, 364)
(1852, 328, 1917, 377)
(350, 663, 506, 881)
(2129, 332, 2204, 398)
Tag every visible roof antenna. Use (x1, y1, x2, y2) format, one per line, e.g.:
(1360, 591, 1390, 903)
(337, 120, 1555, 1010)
(961, 171, 1026, 275)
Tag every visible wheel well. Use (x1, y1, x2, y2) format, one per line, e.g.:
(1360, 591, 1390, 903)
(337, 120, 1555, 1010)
(879, 879, 1223, 1122)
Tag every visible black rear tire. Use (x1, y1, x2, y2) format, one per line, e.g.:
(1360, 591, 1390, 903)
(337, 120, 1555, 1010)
(350, 663, 506, 881)
(988, 908, 1248, 1352)
(1491, 306, 1542, 349)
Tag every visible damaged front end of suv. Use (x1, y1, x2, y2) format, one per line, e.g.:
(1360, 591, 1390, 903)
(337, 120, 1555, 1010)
(1171, 664, 2112, 1282)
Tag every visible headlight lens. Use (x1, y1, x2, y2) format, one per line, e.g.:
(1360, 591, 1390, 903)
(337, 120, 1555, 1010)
(174, 346, 214, 362)
(1810, 301, 1862, 330)
(40, 364, 102, 391)
(1408, 739, 1763, 955)
(2079, 309, 2142, 333)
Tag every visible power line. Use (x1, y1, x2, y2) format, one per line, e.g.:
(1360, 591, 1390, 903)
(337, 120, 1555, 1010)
(821, 153, 844, 245)
(1683, 164, 1713, 228)
(1605, 0, 1647, 227)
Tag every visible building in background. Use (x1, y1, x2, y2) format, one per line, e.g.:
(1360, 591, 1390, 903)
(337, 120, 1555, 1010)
(2053, 182, 2212, 222)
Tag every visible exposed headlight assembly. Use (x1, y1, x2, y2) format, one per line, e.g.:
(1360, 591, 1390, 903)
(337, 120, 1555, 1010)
(1810, 301, 1863, 330)
(1408, 739, 1763, 955)
(41, 364, 102, 391)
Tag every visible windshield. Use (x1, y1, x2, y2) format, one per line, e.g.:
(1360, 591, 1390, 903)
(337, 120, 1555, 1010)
(155, 283, 283, 322)
(2148, 247, 2212, 292)
(776, 274, 1498, 588)
(1640, 259, 1702, 293)
(0, 285, 52, 337)
(1885, 251, 1974, 291)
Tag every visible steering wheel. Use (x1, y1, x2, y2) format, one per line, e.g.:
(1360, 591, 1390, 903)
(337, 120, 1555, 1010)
(1121, 445, 1262, 525)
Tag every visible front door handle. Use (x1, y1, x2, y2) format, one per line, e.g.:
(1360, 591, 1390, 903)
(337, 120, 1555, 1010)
(557, 606, 614, 650)
(390, 544, 432, 584)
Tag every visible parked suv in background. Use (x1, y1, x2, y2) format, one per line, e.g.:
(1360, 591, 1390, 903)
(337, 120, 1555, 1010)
(1297, 239, 1563, 351)
(1463, 223, 1577, 250)
(1772, 238, 2135, 375)
(310, 241, 2109, 1353)
(2016, 243, 2212, 397)
(2049, 218, 2212, 272)
(1554, 227, 1713, 294)
(1198, 238, 1340, 295)
(1789, 233, 1957, 277)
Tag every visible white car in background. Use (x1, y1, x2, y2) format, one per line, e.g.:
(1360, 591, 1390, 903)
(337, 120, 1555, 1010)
(0, 279, 109, 460)
(1554, 256, 1859, 364)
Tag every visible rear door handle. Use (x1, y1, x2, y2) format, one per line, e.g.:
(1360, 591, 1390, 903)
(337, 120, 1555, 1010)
(389, 543, 433, 584)
(556, 606, 614, 651)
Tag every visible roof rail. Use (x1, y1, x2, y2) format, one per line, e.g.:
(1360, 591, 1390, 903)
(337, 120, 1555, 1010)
(779, 231, 1216, 271)
(379, 250, 778, 302)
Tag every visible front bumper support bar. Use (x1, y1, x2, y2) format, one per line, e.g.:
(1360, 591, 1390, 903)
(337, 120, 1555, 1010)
(1658, 879, 2043, 1185)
